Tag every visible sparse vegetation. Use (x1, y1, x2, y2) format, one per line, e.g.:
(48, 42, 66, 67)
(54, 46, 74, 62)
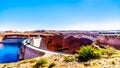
(29, 59, 37, 63)
(99, 48, 106, 55)
(111, 59, 117, 65)
(75, 45, 118, 62)
(48, 63, 56, 68)
(34, 58, 48, 68)
(0, 45, 120, 68)
(104, 46, 117, 56)
(64, 56, 75, 62)
(18, 60, 29, 65)
(76, 45, 102, 62)
(3, 64, 9, 67)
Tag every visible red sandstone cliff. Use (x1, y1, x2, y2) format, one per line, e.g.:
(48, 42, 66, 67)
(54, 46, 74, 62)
(42, 33, 63, 51)
(62, 35, 93, 54)
(42, 33, 93, 54)
(97, 36, 120, 49)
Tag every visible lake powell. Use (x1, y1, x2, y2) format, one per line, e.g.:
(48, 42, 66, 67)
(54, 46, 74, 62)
(0, 43, 20, 63)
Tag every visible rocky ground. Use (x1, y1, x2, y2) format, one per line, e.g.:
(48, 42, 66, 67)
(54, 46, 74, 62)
(1, 54, 120, 68)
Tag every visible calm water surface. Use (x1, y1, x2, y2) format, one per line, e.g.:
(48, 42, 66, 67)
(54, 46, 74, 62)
(0, 43, 20, 63)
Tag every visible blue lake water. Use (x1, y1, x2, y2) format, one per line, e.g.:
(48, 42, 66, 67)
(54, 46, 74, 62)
(0, 43, 20, 63)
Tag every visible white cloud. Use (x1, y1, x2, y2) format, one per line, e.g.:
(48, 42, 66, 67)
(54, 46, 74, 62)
(0, 20, 120, 31)
(0, 22, 44, 31)
(61, 20, 120, 30)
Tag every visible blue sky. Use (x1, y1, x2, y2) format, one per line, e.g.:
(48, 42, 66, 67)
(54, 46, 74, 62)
(0, 0, 120, 31)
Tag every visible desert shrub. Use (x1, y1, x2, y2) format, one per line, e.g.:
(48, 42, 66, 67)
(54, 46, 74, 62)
(29, 59, 37, 63)
(111, 59, 117, 65)
(48, 63, 56, 68)
(34, 58, 48, 68)
(18, 60, 29, 65)
(99, 48, 106, 55)
(104, 46, 117, 56)
(76, 45, 102, 62)
(3, 64, 9, 67)
(64, 56, 75, 62)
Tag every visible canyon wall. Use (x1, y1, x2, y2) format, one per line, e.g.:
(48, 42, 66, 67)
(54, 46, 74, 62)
(42, 32, 120, 54)
(62, 36, 93, 54)
(42, 33, 93, 54)
(97, 36, 120, 49)
(42, 33, 63, 51)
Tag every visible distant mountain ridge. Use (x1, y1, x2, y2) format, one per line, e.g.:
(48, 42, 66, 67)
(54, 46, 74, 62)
(91, 29, 120, 32)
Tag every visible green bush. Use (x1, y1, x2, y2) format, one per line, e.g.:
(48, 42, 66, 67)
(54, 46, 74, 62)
(99, 48, 106, 55)
(34, 58, 48, 68)
(64, 56, 75, 62)
(48, 63, 56, 68)
(76, 45, 102, 62)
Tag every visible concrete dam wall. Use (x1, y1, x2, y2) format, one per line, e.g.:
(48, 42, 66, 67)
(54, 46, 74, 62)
(24, 46, 45, 59)
(23, 37, 47, 59)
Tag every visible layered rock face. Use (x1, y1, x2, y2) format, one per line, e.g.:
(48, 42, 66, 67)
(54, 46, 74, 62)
(41, 32, 120, 54)
(42, 33, 63, 51)
(97, 36, 120, 49)
(42, 33, 93, 54)
(62, 36, 93, 54)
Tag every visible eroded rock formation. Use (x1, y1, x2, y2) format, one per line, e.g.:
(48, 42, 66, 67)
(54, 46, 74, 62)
(97, 36, 120, 49)
(62, 35, 93, 54)
(42, 33, 63, 51)
(42, 33, 93, 54)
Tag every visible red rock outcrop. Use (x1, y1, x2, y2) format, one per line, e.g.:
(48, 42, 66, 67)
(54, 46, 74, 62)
(97, 36, 120, 49)
(42, 33, 63, 51)
(62, 36, 93, 54)
(42, 34, 93, 54)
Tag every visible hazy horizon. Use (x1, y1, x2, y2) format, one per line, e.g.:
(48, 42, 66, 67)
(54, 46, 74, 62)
(0, 0, 120, 31)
